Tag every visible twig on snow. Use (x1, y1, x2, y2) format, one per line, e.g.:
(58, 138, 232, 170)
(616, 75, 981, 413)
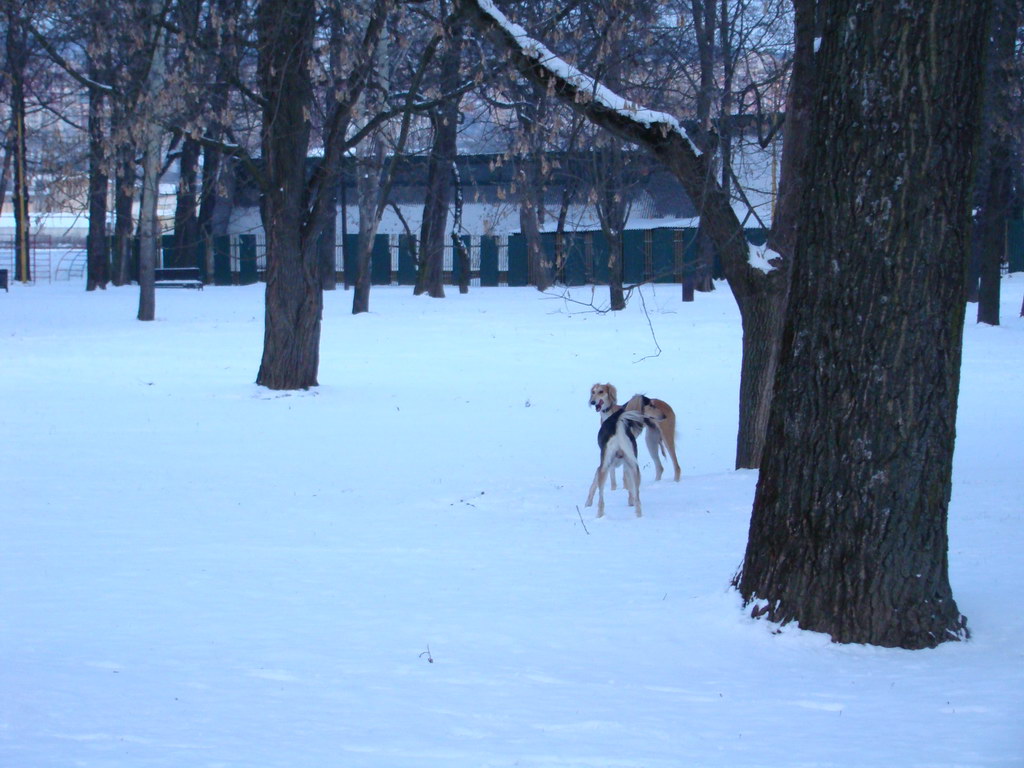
(575, 506, 591, 535)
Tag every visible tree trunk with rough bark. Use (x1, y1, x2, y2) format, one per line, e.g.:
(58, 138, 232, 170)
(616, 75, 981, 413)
(255, 0, 321, 389)
(137, 138, 161, 320)
(415, 17, 462, 299)
(735, 0, 990, 649)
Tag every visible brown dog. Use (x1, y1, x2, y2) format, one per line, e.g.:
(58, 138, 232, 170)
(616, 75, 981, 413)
(589, 383, 681, 482)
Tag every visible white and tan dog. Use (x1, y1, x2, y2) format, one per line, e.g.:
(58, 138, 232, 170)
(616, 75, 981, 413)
(585, 407, 646, 517)
(589, 383, 681, 482)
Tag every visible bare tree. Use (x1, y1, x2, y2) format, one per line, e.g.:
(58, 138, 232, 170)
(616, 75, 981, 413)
(414, 2, 465, 298)
(135, 0, 168, 321)
(350, 7, 436, 313)
(254, 0, 390, 389)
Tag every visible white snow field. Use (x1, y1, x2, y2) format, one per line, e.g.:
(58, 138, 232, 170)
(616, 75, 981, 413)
(2, 276, 1022, 767)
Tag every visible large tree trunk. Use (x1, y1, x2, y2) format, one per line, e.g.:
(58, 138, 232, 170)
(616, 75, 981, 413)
(735, 0, 990, 649)
(255, 0, 321, 389)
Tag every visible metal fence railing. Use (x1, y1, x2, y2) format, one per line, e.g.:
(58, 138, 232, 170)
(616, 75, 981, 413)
(1, 227, 773, 287)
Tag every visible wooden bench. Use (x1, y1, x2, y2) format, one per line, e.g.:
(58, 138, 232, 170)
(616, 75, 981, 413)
(154, 267, 203, 289)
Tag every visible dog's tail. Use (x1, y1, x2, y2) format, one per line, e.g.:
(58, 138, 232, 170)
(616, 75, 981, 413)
(618, 409, 646, 435)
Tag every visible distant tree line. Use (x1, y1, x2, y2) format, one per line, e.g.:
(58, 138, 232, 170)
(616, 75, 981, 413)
(3, 1, 793, 336)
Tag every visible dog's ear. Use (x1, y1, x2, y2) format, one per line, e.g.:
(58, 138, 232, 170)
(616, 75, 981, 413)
(607, 384, 617, 404)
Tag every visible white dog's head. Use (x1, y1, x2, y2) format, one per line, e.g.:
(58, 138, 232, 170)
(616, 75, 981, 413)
(589, 383, 618, 414)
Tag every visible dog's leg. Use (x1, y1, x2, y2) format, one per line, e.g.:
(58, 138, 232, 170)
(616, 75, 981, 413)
(632, 461, 642, 517)
(660, 411, 681, 482)
(586, 466, 601, 507)
(645, 426, 664, 481)
(586, 465, 608, 517)
(622, 454, 641, 516)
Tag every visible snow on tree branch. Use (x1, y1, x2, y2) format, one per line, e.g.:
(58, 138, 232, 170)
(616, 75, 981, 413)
(747, 242, 782, 273)
(463, 0, 704, 158)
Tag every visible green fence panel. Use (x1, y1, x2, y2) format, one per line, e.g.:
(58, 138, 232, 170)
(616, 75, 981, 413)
(591, 230, 610, 284)
(212, 235, 232, 285)
(623, 230, 645, 284)
(397, 234, 417, 285)
(480, 236, 499, 286)
(371, 234, 391, 285)
(238, 234, 258, 285)
(342, 234, 359, 287)
(105, 235, 137, 280)
(507, 234, 529, 286)
(678, 228, 699, 280)
(562, 232, 587, 286)
(540, 233, 558, 285)
(651, 228, 676, 283)
(194, 238, 208, 282)
(1008, 218, 1024, 273)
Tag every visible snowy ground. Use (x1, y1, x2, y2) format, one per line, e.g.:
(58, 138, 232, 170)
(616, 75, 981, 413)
(2, 276, 1022, 768)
